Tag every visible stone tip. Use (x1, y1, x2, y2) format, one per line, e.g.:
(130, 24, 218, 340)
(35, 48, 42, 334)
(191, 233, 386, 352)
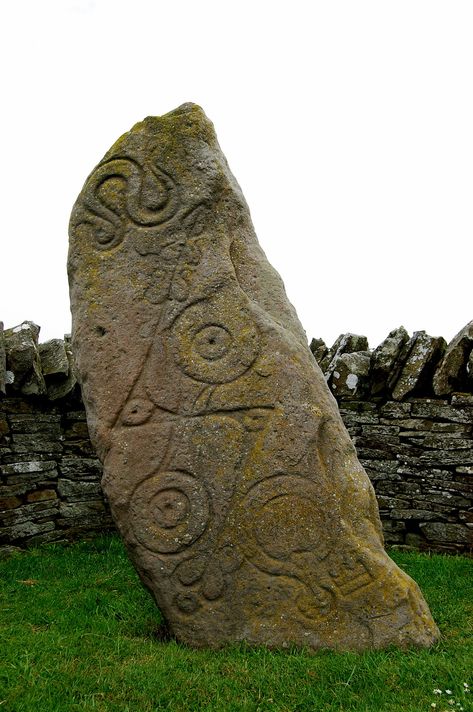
(130, 103, 213, 142)
(164, 102, 206, 117)
(141, 103, 207, 125)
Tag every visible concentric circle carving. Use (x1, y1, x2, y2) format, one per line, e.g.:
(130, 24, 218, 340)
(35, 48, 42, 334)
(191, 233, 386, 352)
(170, 300, 260, 383)
(129, 470, 209, 554)
(193, 325, 232, 361)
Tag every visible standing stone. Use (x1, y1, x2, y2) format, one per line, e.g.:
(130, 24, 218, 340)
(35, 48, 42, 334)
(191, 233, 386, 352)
(68, 103, 439, 651)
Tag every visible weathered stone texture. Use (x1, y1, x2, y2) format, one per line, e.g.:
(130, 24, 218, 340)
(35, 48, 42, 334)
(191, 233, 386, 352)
(392, 332, 446, 401)
(341, 397, 473, 555)
(370, 327, 409, 396)
(1, 327, 77, 402)
(0, 394, 113, 551)
(0, 323, 6, 395)
(320, 333, 369, 377)
(4, 322, 45, 396)
(433, 321, 473, 396)
(330, 351, 371, 398)
(309, 337, 327, 364)
(39, 339, 69, 377)
(68, 104, 438, 651)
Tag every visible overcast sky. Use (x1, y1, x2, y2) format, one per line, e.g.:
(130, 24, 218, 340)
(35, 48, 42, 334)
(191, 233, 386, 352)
(1, 0, 472, 349)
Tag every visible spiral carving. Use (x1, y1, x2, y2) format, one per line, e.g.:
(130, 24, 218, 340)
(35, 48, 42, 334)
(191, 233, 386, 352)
(75, 155, 179, 250)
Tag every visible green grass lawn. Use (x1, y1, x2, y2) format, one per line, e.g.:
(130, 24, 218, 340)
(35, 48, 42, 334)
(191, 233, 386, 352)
(0, 536, 471, 712)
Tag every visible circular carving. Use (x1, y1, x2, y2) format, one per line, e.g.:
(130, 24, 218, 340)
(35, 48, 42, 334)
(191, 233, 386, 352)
(219, 544, 243, 574)
(193, 325, 232, 361)
(253, 494, 321, 558)
(175, 592, 200, 614)
(130, 471, 209, 554)
(175, 557, 206, 586)
(170, 300, 260, 383)
(240, 475, 328, 564)
(74, 218, 123, 252)
(153, 488, 189, 528)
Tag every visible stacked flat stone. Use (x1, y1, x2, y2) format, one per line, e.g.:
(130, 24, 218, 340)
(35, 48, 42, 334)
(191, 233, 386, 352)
(0, 392, 111, 556)
(0, 322, 77, 400)
(311, 322, 473, 401)
(339, 396, 473, 553)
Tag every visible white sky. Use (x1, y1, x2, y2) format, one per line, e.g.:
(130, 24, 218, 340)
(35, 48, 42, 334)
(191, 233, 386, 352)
(1, 0, 472, 349)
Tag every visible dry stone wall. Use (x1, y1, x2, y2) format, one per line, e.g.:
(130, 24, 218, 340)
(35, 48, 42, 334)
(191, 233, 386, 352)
(0, 391, 112, 554)
(339, 397, 472, 554)
(0, 321, 113, 554)
(0, 320, 472, 556)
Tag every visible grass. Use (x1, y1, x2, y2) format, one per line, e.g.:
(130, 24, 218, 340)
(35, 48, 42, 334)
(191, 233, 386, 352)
(0, 536, 471, 712)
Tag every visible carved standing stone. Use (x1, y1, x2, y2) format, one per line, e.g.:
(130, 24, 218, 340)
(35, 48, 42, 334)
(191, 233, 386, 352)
(68, 104, 439, 651)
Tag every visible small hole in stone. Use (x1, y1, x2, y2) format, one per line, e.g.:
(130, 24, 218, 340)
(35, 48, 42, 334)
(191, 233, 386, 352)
(96, 326, 106, 336)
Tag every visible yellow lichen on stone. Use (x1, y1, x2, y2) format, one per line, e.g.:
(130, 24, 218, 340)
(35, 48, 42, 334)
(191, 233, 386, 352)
(68, 104, 440, 652)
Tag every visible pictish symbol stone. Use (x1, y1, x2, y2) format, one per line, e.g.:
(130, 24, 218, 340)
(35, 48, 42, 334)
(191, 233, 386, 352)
(68, 103, 440, 651)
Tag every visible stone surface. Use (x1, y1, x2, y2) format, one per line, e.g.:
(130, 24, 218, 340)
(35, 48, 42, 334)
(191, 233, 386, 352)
(1, 389, 471, 555)
(433, 321, 473, 396)
(45, 340, 77, 401)
(370, 326, 409, 396)
(320, 333, 369, 376)
(68, 103, 438, 651)
(330, 351, 371, 398)
(419, 522, 471, 545)
(0, 322, 5, 394)
(39, 339, 69, 377)
(309, 337, 327, 364)
(392, 332, 446, 401)
(3, 322, 46, 396)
